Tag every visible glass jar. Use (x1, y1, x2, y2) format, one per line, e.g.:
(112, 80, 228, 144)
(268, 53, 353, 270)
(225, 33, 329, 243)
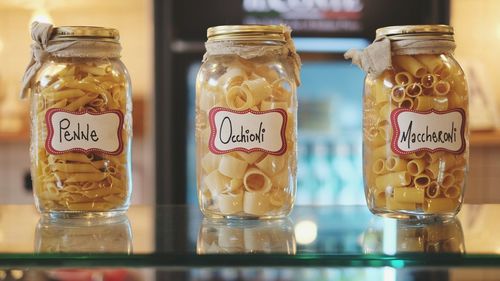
(360, 25, 468, 218)
(24, 24, 132, 217)
(196, 25, 300, 219)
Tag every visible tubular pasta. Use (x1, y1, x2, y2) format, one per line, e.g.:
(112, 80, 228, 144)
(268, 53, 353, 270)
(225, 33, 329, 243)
(204, 170, 230, 195)
(425, 181, 440, 199)
(243, 191, 272, 216)
(386, 157, 408, 172)
(242, 78, 272, 105)
(391, 86, 406, 102)
(414, 96, 434, 111)
(235, 151, 264, 164)
(424, 198, 457, 213)
(374, 71, 393, 103)
(271, 169, 289, 190)
(415, 55, 444, 73)
(201, 152, 222, 173)
(415, 173, 431, 189)
(441, 173, 455, 189)
(433, 80, 451, 96)
(256, 155, 286, 176)
(65, 173, 107, 183)
(407, 159, 426, 176)
(218, 155, 248, 179)
(243, 168, 272, 193)
(226, 86, 254, 110)
(394, 71, 414, 86)
(393, 187, 425, 203)
(363, 53, 468, 215)
(50, 163, 100, 173)
(387, 197, 417, 211)
(398, 98, 414, 109)
(444, 185, 460, 199)
(372, 159, 387, 175)
(196, 55, 297, 217)
(425, 162, 440, 179)
(405, 83, 423, 97)
(218, 191, 244, 215)
(420, 74, 437, 88)
(260, 100, 288, 110)
(393, 55, 427, 78)
(375, 172, 411, 189)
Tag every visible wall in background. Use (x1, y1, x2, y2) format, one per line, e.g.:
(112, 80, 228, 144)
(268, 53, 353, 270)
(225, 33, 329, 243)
(452, 0, 500, 125)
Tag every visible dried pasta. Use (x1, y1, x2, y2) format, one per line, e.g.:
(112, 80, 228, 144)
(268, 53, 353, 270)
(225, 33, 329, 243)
(196, 54, 296, 218)
(30, 60, 131, 213)
(363, 53, 468, 216)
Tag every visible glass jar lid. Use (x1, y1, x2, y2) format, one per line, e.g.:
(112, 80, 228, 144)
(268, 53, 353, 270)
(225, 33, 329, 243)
(207, 25, 286, 42)
(51, 26, 120, 42)
(376, 25, 454, 39)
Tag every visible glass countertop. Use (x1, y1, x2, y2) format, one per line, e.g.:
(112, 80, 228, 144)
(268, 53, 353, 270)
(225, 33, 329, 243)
(0, 204, 499, 268)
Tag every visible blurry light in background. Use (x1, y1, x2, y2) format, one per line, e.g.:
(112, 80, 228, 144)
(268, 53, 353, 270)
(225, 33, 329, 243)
(294, 220, 318, 245)
(30, 8, 53, 26)
(0, 38, 4, 54)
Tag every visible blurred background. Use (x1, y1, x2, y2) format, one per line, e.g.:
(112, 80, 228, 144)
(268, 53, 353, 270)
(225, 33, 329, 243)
(0, 0, 499, 206)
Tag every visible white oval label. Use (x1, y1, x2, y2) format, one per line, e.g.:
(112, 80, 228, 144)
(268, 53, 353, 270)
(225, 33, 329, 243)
(208, 107, 287, 155)
(45, 109, 124, 155)
(391, 108, 466, 155)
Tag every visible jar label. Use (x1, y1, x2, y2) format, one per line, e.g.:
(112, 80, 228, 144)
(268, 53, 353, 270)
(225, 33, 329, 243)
(391, 108, 466, 155)
(45, 109, 124, 155)
(208, 107, 287, 155)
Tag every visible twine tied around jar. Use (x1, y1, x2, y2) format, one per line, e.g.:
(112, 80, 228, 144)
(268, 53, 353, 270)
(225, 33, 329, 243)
(344, 35, 456, 77)
(203, 25, 302, 86)
(20, 21, 122, 99)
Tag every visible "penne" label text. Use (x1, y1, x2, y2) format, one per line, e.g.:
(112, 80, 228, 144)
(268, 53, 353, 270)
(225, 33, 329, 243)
(45, 109, 124, 155)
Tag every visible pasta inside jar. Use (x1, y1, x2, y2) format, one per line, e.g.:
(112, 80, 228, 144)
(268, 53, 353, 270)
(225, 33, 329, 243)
(358, 25, 469, 218)
(24, 24, 132, 217)
(196, 25, 300, 219)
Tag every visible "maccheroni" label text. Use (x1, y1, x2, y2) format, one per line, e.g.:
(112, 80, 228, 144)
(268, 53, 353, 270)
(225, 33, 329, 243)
(400, 121, 458, 149)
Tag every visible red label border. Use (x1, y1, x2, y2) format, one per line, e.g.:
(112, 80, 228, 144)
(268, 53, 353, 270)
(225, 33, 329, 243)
(390, 108, 467, 155)
(45, 108, 125, 156)
(208, 107, 288, 156)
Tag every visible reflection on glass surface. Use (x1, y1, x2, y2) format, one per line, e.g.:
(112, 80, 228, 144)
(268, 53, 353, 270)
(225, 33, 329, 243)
(35, 215, 132, 254)
(197, 219, 296, 254)
(362, 218, 465, 254)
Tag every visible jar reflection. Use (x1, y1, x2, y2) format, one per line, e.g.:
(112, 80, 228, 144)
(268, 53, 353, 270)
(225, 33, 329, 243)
(397, 219, 465, 253)
(197, 218, 296, 254)
(362, 218, 464, 254)
(35, 215, 132, 253)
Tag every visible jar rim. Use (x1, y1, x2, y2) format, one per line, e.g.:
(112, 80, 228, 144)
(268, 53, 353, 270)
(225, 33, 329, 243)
(207, 25, 286, 43)
(376, 25, 454, 39)
(52, 26, 120, 42)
